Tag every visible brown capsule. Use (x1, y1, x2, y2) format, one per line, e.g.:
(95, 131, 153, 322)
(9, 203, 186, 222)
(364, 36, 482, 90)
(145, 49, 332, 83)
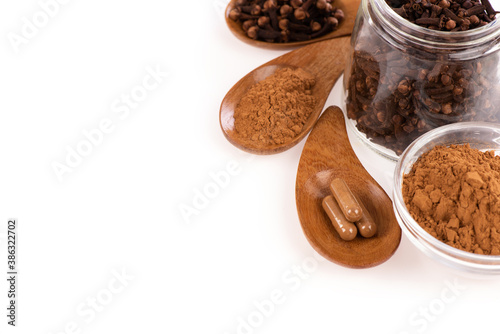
(355, 201, 378, 238)
(329, 178, 363, 222)
(322, 196, 358, 241)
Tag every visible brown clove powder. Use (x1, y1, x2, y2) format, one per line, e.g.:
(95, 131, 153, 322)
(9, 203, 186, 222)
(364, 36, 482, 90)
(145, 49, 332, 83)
(403, 144, 500, 255)
(233, 67, 316, 149)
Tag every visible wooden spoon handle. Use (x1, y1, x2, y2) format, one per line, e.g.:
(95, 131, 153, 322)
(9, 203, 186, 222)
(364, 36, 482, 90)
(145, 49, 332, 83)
(276, 36, 351, 85)
(300, 106, 368, 178)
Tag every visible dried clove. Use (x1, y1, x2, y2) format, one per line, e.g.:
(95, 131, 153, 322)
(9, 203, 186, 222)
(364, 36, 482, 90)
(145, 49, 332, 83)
(388, 0, 497, 30)
(247, 25, 282, 40)
(294, 0, 315, 20)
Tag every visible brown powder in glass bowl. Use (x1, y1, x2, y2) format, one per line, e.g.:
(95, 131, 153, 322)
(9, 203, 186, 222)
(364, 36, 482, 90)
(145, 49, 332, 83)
(403, 144, 500, 255)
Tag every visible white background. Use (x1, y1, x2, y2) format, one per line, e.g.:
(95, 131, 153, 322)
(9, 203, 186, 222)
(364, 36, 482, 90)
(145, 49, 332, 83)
(1, 1, 500, 333)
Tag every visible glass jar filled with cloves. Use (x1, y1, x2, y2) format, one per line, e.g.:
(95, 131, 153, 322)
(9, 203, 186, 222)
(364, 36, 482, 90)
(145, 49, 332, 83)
(343, 0, 500, 159)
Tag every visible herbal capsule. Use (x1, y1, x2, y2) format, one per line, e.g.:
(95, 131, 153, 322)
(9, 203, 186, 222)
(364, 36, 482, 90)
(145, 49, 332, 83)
(329, 178, 363, 222)
(322, 195, 357, 241)
(355, 201, 377, 238)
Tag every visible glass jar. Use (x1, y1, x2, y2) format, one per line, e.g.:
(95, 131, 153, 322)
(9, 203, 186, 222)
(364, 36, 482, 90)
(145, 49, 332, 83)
(343, 0, 500, 159)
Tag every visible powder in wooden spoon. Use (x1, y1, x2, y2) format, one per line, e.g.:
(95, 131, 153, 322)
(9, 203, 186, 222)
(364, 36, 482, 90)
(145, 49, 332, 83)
(233, 67, 317, 149)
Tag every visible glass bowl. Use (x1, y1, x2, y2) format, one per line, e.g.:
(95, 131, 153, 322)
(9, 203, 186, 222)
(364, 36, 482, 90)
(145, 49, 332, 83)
(393, 122, 500, 275)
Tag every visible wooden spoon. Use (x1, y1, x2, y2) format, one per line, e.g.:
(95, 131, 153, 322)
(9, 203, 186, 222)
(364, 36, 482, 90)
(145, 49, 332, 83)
(225, 0, 360, 49)
(295, 106, 402, 268)
(220, 36, 350, 154)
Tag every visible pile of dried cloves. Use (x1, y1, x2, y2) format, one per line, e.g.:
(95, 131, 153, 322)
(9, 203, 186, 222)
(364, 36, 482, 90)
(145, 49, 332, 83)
(228, 0, 344, 42)
(387, 0, 498, 31)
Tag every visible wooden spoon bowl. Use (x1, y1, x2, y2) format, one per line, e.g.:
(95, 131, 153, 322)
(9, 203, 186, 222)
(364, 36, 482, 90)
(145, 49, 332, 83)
(225, 0, 360, 49)
(220, 36, 350, 154)
(296, 106, 402, 268)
